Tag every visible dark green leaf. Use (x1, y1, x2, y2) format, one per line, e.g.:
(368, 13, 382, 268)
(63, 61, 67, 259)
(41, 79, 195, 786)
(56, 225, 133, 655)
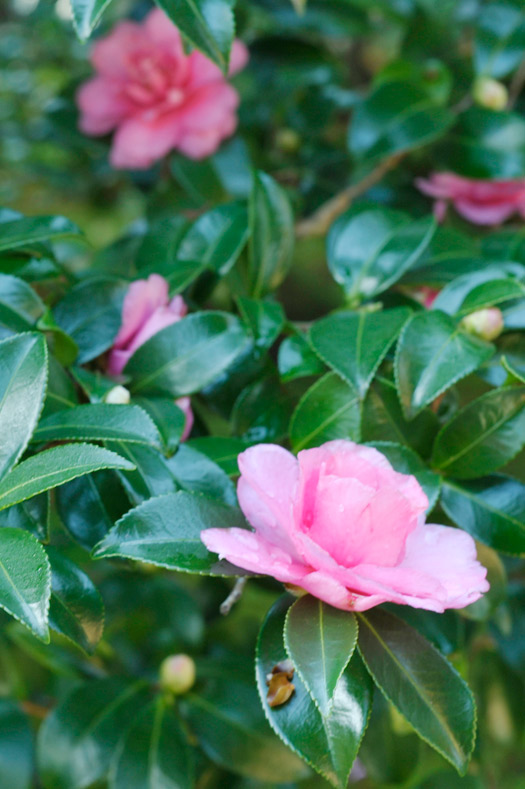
(177, 202, 249, 274)
(290, 372, 361, 452)
(154, 0, 234, 70)
(33, 404, 161, 448)
(126, 312, 252, 397)
(431, 387, 525, 478)
(37, 678, 149, 789)
(0, 528, 51, 640)
(54, 277, 127, 364)
(132, 397, 186, 455)
(237, 297, 285, 349)
(349, 82, 454, 164)
(475, 1, 525, 78)
(47, 546, 104, 653)
(0, 274, 45, 331)
(0, 215, 80, 252)
(327, 205, 434, 300)
(278, 331, 325, 382)
(357, 608, 475, 774)
(284, 596, 358, 715)
(70, 0, 114, 38)
(167, 444, 236, 506)
(0, 333, 48, 480)
(249, 171, 294, 298)
(256, 597, 373, 789)
(0, 699, 33, 789)
(0, 493, 49, 540)
(0, 443, 134, 511)
(395, 310, 494, 419)
(106, 442, 178, 506)
(441, 475, 525, 554)
(186, 436, 250, 475)
(110, 697, 193, 789)
(184, 679, 308, 782)
(309, 307, 411, 398)
(93, 491, 248, 575)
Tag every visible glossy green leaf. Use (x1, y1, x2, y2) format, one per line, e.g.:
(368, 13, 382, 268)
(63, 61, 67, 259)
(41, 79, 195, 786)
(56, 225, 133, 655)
(395, 310, 494, 419)
(443, 108, 525, 179)
(53, 277, 127, 364)
(154, 0, 234, 70)
(132, 397, 186, 455)
(0, 443, 134, 511)
(70, 0, 113, 39)
(185, 679, 308, 782)
(361, 376, 439, 458)
(237, 297, 285, 349)
(37, 678, 149, 789)
(256, 597, 373, 789)
(106, 442, 178, 506)
(0, 215, 80, 252)
(177, 202, 249, 274)
(349, 81, 454, 164)
(0, 333, 47, 480)
(126, 312, 252, 397)
(284, 596, 358, 715)
(56, 470, 129, 550)
(366, 441, 441, 511)
(290, 372, 361, 452)
(249, 171, 295, 298)
(186, 436, 250, 475)
(110, 697, 193, 789)
(441, 475, 525, 554)
(33, 404, 161, 448)
(46, 547, 104, 653)
(327, 205, 434, 299)
(357, 608, 476, 774)
(432, 387, 525, 478)
(278, 332, 325, 382)
(0, 493, 49, 540)
(0, 274, 45, 331)
(167, 444, 236, 506)
(430, 266, 525, 316)
(93, 490, 248, 575)
(0, 528, 51, 640)
(0, 699, 33, 789)
(475, 1, 525, 78)
(309, 307, 411, 398)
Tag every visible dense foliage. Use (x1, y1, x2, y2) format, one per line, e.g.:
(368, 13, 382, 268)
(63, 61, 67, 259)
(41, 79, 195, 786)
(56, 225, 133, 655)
(2, 0, 525, 787)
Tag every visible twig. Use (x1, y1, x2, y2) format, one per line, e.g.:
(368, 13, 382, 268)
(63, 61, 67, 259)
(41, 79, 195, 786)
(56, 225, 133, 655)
(295, 152, 405, 238)
(508, 57, 525, 109)
(20, 700, 50, 719)
(220, 578, 247, 615)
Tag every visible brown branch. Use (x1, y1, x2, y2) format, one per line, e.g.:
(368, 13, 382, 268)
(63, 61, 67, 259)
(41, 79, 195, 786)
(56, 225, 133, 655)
(508, 57, 525, 109)
(295, 152, 405, 239)
(20, 700, 50, 720)
(220, 577, 247, 615)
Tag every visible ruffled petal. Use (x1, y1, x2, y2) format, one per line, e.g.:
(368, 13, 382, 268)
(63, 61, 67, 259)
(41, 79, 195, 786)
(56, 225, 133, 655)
(110, 113, 181, 169)
(113, 274, 169, 349)
(77, 78, 132, 135)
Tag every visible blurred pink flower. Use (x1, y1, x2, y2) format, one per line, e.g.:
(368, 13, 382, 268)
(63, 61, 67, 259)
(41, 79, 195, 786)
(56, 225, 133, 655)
(77, 8, 248, 169)
(108, 273, 193, 440)
(411, 286, 440, 308)
(416, 172, 525, 225)
(202, 441, 489, 612)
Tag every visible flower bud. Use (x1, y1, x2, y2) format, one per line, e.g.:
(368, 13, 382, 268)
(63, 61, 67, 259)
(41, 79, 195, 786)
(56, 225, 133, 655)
(159, 654, 196, 695)
(461, 308, 504, 342)
(275, 129, 301, 154)
(104, 385, 131, 405)
(473, 77, 508, 112)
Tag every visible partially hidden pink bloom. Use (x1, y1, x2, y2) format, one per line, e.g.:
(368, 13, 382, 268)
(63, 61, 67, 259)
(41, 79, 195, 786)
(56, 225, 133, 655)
(108, 273, 193, 441)
(77, 9, 248, 169)
(411, 286, 440, 309)
(416, 172, 525, 226)
(201, 441, 489, 612)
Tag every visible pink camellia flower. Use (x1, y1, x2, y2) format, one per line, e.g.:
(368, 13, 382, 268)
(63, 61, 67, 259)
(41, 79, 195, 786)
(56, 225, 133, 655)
(77, 8, 248, 169)
(201, 441, 489, 612)
(411, 286, 440, 309)
(108, 273, 193, 440)
(416, 172, 525, 225)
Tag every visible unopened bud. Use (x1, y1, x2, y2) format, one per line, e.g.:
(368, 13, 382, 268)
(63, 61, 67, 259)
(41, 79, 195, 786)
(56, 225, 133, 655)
(159, 654, 196, 695)
(104, 385, 131, 405)
(473, 77, 508, 112)
(461, 308, 504, 341)
(275, 129, 301, 154)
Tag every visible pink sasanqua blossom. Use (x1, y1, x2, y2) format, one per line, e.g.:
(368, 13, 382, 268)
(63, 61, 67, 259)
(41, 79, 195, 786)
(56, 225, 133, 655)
(202, 441, 489, 612)
(108, 273, 193, 440)
(77, 8, 248, 169)
(416, 172, 525, 225)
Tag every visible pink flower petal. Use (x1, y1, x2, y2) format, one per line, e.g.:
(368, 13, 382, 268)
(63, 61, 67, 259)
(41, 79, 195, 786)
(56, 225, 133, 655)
(113, 274, 169, 349)
(77, 78, 132, 136)
(110, 113, 182, 169)
(176, 397, 194, 442)
(91, 21, 143, 78)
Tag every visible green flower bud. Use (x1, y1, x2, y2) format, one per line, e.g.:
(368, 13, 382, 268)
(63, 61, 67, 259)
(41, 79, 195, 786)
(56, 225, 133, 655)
(159, 654, 196, 695)
(461, 308, 504, 342)
(473, 77, 508, 111)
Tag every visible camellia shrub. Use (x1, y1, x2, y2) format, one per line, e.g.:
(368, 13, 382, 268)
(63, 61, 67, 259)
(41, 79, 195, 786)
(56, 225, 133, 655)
(2, 0, 525, 787)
